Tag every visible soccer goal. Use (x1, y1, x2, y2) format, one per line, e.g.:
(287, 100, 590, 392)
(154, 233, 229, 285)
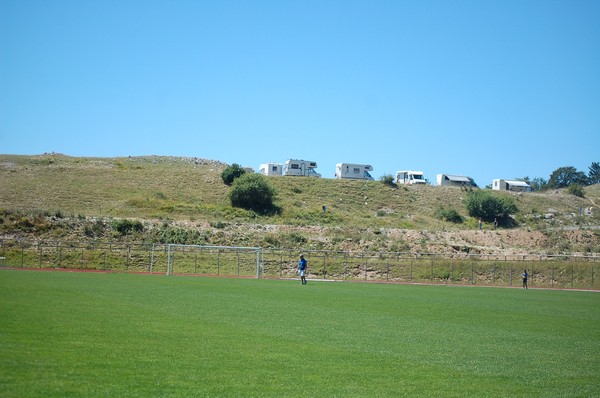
(166, 244, 262, 278)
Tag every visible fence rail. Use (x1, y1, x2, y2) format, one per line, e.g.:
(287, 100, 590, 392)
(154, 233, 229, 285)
(1, 239, 598, 290)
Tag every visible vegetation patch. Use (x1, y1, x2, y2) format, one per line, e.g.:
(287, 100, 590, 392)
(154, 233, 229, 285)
(434, 207, 464, 223)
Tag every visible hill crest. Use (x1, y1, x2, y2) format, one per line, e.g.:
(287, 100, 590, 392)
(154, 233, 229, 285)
(1, 154, 599, 255)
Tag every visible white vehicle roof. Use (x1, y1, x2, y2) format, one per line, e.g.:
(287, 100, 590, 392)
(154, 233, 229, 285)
(442, 174, 471, 182)
(495, 179, 531, 187)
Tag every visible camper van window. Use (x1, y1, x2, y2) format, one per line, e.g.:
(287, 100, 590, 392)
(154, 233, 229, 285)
(291, 164, 299, 169)
(353, 168, 360, 174)
(414, 175, 424, 180)
(365, 171, 372, 178)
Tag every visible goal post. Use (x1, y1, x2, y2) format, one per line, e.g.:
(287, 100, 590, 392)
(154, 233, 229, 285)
(166, 244, 262, 278)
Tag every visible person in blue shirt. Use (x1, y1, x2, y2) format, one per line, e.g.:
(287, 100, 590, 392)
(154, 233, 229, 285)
(522, 270, 528, 289)
(297, 254, 308, 285)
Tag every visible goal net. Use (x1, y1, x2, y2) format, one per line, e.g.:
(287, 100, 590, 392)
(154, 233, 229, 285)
(166, 244, 262, 277)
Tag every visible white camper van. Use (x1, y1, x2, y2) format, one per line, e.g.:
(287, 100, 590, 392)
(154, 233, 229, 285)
(284, 159, 321, 177)
(436, 174, 478, 188)
(396, 170, 426, 185)
(258, 162, 283, 176)
(492, 179, 532, 192)
(335, 163, 374, 180)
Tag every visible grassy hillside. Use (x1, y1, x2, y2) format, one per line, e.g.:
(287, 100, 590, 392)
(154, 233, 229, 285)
(1, 154, 599, 254)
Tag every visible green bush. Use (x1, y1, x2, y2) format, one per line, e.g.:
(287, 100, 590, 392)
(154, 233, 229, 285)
(379, 174, 396, 187)
(229, 173, 278, 213)
(465, 190, 517, 222)
(111, 219, 144, 235)
(567, 184, 585, 198)
(434, 207, 463, 223)
(221, 163, 247, 186)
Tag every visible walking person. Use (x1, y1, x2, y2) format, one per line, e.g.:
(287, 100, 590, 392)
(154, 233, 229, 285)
(522, 270, 528, 289)
(297, 254, 308, 285)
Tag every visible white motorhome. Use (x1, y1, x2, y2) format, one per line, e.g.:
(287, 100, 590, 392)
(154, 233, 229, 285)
(284, 159, 321, 177)
(258, 162, 282, 176)
(335, 163, 374, 180)
(492, 179, 532, 192)
(436, 174, 478, 188)
(396, 170, 426, 185)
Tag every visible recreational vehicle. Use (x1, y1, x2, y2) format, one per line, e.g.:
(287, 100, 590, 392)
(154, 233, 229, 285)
(284, 159, 321, 177)
(436, 174, 478, 188)
(258, 162, 282, 176)
(396, 170, 426, 185)
(335, 163, 374, 180)
(492, 179, 532, 192)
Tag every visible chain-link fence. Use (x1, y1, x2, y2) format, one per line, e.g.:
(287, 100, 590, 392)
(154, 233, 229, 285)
(262, 249, 600, 290)
(1, 239, 598, 290)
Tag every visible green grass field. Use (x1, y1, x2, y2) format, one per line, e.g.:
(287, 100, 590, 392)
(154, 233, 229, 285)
(1, 270, 599, 397)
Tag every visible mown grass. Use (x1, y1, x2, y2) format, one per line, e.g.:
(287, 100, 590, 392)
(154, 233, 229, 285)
(0, 270, 599, 397)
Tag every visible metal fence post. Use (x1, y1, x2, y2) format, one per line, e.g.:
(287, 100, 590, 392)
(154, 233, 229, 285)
(150, 243, 155, 273)
(430, 255, 434, 283)
(386, 256, 389, 282)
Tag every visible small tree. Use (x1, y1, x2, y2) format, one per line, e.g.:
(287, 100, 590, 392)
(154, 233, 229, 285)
(221, 163, 247, 186)
(530, 177, 548, 191)
(229, 173, 278, 213)
(588, 162, 600, 185)
(548, 166, 588, 189)
(465, 190, 517, 222)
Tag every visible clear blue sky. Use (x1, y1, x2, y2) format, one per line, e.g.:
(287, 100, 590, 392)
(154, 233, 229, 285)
(1, 0, 599, 186)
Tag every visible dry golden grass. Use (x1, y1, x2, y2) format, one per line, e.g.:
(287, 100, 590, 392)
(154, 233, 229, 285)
(2, 154, 599, 231)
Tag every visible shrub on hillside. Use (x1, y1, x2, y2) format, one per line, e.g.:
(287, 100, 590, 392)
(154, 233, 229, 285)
(465, 190, 517, 222)
(153, 226, 205, 244)
(568, 184, 585, 198)
(111, 219, 144, 235)
(379, 174, 396, 187)
(221, 163, 247, 186)
(229, 173, 278, 213)
(434, 207, 463, 223)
